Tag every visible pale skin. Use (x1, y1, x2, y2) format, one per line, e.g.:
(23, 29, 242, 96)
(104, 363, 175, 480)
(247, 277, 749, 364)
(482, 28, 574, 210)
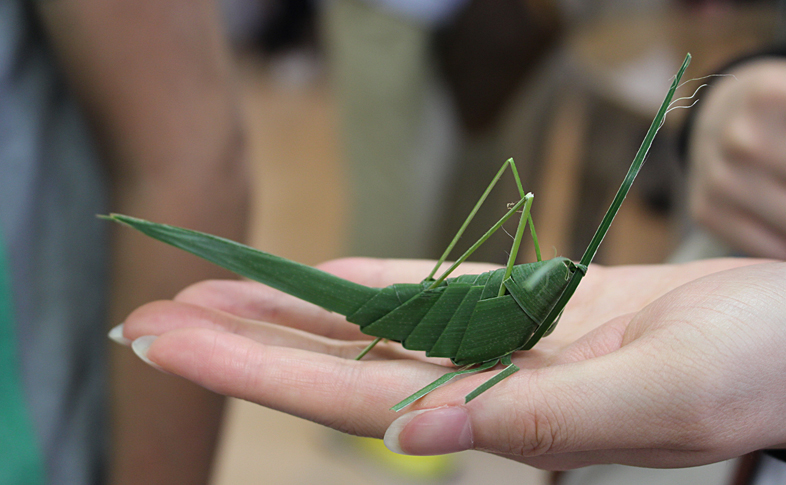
(36, 0, 247, 483)
(688, 58, 786, 259)
(118, 257, 786, 470)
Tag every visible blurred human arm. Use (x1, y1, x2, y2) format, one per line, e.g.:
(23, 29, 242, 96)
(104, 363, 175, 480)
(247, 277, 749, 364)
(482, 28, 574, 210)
(687, 57, 786, 259)
(35, 0, 248, 483)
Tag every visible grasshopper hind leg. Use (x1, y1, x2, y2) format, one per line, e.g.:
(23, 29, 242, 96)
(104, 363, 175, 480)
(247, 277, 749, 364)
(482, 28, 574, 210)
(355, 337, 383, 360)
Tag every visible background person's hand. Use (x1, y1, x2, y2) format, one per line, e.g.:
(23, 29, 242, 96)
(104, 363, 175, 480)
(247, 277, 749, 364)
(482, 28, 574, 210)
(118, 257, 785, 470)
(688, 59, 786, 259)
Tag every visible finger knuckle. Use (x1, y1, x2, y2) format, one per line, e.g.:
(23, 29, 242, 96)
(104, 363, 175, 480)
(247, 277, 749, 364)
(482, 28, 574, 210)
(706, 161, 736, 196)
(508, 383, 565, 457)
(750, 70, 786, 104)
(321, 363, 377, 435)
(720, 118, 757, 159)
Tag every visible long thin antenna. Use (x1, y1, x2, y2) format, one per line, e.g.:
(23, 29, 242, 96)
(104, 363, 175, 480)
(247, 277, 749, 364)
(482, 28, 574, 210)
(579, 53, 691, 267)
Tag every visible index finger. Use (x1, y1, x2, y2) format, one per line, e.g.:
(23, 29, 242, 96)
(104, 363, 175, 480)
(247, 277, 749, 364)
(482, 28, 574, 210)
(142, 327, 452, 436)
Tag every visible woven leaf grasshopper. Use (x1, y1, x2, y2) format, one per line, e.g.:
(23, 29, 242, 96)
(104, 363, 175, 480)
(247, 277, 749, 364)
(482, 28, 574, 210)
(106, 54, 690, 411)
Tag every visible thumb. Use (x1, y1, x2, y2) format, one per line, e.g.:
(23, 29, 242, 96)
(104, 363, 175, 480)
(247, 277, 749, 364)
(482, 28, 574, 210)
(383, 344, 694, 460)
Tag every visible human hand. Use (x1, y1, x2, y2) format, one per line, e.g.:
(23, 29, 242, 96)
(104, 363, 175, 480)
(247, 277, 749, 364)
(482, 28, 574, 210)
(117, 257, 784, 469)
(688, 59, 786, 259)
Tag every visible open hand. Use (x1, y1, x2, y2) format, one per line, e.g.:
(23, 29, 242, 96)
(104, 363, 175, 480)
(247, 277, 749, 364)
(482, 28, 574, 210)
(117, 257, 785, 469)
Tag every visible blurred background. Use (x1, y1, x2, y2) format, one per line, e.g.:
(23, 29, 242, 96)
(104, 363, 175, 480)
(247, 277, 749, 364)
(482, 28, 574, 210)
(209, 0, 781, 483)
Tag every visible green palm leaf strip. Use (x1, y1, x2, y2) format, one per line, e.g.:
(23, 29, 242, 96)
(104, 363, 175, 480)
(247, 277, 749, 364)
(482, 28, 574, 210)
(522, 52, 691, 350)
(389, 359, 499, 412)
(101, 215, 376, 317)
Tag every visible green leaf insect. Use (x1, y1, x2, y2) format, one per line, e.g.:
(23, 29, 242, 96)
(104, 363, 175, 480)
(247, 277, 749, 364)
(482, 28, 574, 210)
(105, 54, 691, 412)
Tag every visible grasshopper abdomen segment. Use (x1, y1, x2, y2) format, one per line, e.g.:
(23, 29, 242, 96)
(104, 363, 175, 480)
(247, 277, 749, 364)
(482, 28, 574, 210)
(404, 284, 471, 351)
(453, 295, 535, 365)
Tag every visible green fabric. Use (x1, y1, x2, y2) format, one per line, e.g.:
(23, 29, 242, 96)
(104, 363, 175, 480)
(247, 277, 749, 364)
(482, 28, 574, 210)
(0, 233, 45, 484)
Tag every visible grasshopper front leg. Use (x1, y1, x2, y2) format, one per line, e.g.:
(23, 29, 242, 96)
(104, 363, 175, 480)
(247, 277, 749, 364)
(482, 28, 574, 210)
(391, 354, 521, 411)
(390, 359, 500, 411)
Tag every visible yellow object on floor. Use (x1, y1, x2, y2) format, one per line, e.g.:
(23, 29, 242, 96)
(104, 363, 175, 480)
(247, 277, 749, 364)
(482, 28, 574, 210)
(348, 435, 456, 481)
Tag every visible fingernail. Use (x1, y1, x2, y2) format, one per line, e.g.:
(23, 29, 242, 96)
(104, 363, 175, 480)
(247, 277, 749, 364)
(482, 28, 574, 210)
(384, 406, 473, 455)
(131, 336, 166, 373)
(108, 323, 132, 346)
